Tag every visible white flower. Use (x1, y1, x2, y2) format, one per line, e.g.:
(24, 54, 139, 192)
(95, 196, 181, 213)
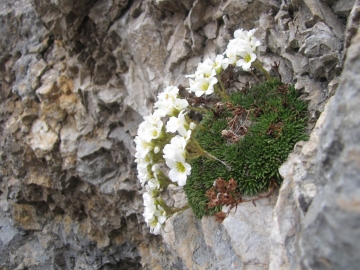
(151, 164, 160, 174)
(182, 129, 192, 140)
(186, 78, 196, 93)
(187, 76, 218, 97)
(154, 97, 189, 117)
(234, 28, 255, 41)
(156, 85, 179, 103)
(221, 57, 230, 70)
(236, 47, 257, 71)
(166, 153, 191, 186)
(163, 135, 187, 161)
(139, 112, 164, 142)
(197, 62, 216, 78)
(143, 191, 155, 207)
(155, 205, 167, 224)
(154, 146, 160, 154)
(150, 220, 162, 235)
(224, 41, 240, 65)
(142, 194, 168, 235)
(137, 165, 153, 186)
(134, 135, 153, 158)
(186, 61, 216, 79)
(204, 55, 227, 74)
(146, 177, 160, 190)
(173, 98, 189, 113)
(149, 205, 167, 234)
(166, 110, 188, 136)
(154, 86, 181, 116)
(249, 36, 261, 49)
(224, 28, 260, 70)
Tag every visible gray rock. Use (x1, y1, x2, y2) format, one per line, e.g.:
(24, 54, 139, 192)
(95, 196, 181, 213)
(185, 0, 206, 31)
(0, 0, 357, 269)
(332, 0, 356, 17)
(344, 0, 360, 49)
(163, 209, 243, 270)
(222, 193, 279, 269)
(88, 0, 129, 33)
(298, 28, 360, 270)
(327, 76, 340, 97)
(204, 20, 218, 40)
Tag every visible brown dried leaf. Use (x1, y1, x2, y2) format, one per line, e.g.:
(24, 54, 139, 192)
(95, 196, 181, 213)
(214, 211, 227, 223)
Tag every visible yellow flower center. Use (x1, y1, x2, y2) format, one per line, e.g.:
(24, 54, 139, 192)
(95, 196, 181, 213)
(244, 53, 252, 63)
(201, 82, 210, 91)
(176, 162, 186, 173)
(150, 219, 158, 227)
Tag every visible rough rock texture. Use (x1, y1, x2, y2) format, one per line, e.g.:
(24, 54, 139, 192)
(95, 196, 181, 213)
(0, 0, 359, 269)
(297, 29, 360, 270)
(271, 27, 360, 270)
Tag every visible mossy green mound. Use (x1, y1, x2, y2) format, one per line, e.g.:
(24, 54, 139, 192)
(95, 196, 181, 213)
(184, 80, 308, 219)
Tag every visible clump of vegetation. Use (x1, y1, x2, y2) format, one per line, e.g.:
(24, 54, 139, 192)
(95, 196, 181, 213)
(134, 28, 309, 235)
(184, 79, 308, 219)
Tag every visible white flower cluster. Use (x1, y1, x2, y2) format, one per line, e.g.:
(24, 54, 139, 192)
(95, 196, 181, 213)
(135, 86, 196, 234)
(224, 28, 261, 71)
(186, 55, 229, 97)
(185, 28, 260, 98)
(135, 28, 261, 235)
(142, 185, 166, 235)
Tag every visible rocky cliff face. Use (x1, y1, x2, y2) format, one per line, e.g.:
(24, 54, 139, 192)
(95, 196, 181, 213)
(0, 0, 359, 269)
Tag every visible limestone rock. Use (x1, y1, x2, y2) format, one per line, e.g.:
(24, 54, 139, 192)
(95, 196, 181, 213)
(269, 105, 329, 269)
(297, 28, 360, 270)
(344, 0, 360, 49)
(204, 21, 218, 40)
(0, 0, 358, 269)
(12, 204, 43, 231)
(27, 119, 59, 157)
(222, 193, 279, 269)
(88, 0, 129, 33)
(332, 0, 356, 17)
(185, 0, 206, 31)
(163, 209, 243, 270)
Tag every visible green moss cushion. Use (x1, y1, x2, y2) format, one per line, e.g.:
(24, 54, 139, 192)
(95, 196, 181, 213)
(184, 80, 308, 218)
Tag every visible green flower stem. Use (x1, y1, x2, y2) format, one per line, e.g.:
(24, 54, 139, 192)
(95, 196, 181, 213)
(166, 205, 190, 215)
(156, 198, 189, 215)
(188, 106, 209, 114)
(253, 60, 271, 81)
(188, 137, 232, 171)
(217, 74, 227, 93)
(185, 115, 206, 131)
(157, 169, 175, 188)
(214, 85, 231, 102)
(194, 122, 206, 131)
(203, 150, 232, 171)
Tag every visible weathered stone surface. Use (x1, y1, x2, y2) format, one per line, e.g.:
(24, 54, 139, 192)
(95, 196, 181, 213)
(0, 0, 358, 268)
(88, 0, 129, 33)
(269, 104, 329, 269)
(344, 0, 360, 49)
(204, 20, 218, 40)
(223, 193, 278, 270)
(163, 209, 243, 270)
(27, 119, 59, 157)
(297, 28, 360, 270)
(185, 0, 206, 31)
(332, 0, 356, 17)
